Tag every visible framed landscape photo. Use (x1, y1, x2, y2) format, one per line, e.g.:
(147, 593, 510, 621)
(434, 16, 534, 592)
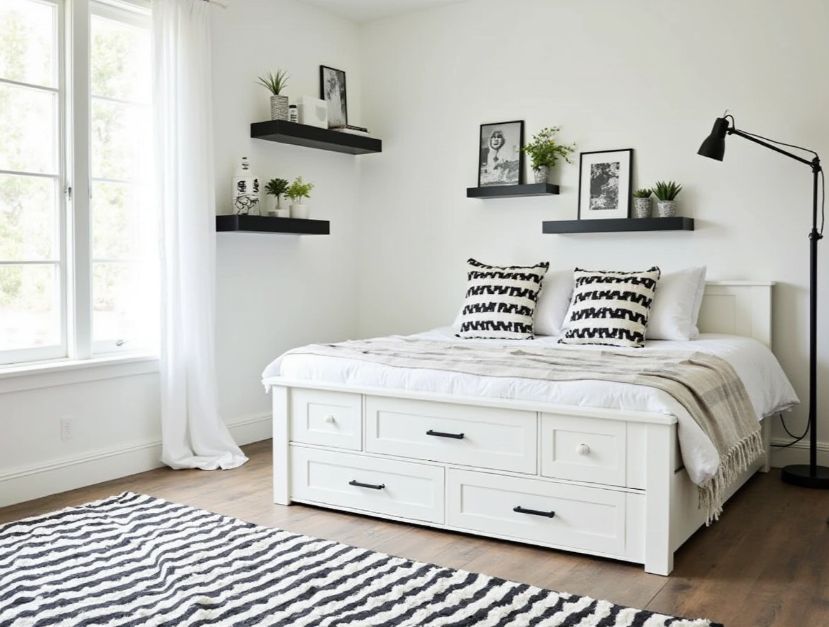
(478, 120, 524, 187)
(577, 149, 633, 220)
(320, 65, 348, 128)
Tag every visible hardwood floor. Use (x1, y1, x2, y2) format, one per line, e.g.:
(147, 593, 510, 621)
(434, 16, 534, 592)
(2, 439, 828, 626)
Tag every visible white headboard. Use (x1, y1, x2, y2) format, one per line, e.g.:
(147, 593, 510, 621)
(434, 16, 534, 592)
(697, 281, 774, 348)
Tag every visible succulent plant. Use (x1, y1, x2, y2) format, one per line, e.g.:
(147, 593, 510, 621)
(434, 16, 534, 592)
(652, 181, 682, 201)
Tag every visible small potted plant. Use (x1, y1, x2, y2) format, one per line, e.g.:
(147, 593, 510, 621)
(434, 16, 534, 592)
(522, 127, 576, 183)
(264, 178, 290, 217)
(652, 181, 682, 217)
(257, 69, 290, 121)
(632, 188, 652, 218)
(286, 176, 314, 219)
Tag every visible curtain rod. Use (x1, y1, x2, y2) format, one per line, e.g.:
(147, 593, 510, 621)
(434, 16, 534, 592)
(203, 0, 228, 7)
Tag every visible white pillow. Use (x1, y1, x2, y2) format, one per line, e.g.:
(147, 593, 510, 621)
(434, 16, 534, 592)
(533, 270, 574, 336)
(646, 267, 707, 341)
(453, 267, 573, 336)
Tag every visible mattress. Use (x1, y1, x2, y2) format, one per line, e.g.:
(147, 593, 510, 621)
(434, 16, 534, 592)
(262, 328, 798, 487)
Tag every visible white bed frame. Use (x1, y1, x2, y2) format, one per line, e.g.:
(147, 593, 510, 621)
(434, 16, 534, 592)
(267, 282, 775, 576)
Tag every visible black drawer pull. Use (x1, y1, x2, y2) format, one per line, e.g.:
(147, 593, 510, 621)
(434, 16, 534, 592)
(349, 480, 385, 490)
(426, 429, 465, 440)
(513, 506, 556, 519)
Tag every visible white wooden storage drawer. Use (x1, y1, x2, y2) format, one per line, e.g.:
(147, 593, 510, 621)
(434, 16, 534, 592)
(540, 414, 629, 487)
(290, 446, 445, 524)
(365, 397, 537, 474)
(289, 389, 362, 451)
(447, 469, 628, 557)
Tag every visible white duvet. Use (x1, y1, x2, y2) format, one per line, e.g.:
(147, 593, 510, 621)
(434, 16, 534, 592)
(262, 328, 798, 487)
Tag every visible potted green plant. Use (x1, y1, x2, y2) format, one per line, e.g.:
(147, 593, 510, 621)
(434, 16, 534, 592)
(264, 177, 290, 217)
(286, 176, 314, 219)
(652, 181, 682, 217)
(632, 188, 652, 218)
(257, 69, 290, 121)
(522, 127, 576, 183)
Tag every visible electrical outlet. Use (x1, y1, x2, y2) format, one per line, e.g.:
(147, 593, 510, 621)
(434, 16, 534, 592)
(60, 416, 73, 441)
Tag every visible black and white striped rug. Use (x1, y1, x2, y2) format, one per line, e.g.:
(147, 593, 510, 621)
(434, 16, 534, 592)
(0, 493, 722, 626)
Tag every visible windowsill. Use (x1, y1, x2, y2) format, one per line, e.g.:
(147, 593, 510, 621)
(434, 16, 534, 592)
(0, 353, 159, 395)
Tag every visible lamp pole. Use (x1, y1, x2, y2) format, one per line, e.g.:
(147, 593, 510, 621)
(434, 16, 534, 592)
(699, 117, 828, 488)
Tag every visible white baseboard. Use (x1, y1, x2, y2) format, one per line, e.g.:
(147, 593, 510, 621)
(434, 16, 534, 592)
(769, 437, 829, 468)
(0, 412, 272, 509)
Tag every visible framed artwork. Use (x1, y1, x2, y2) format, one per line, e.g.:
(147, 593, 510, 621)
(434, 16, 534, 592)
(320, 65, 348, 128)
(577, 149, 633, 220)
(478, 120, 524, 187)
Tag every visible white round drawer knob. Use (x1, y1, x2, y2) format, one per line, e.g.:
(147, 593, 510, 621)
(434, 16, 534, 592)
(324, 415, 336, 424)
(576, 443, 590, 456)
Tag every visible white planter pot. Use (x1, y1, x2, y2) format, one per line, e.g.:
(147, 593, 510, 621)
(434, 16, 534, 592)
(275, 208, 290, 218)
(290, 203, 309, 219)
(270, 95, 289, 121)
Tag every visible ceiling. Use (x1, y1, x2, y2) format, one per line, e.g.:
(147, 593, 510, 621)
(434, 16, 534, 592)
(298, 0, 466, 23)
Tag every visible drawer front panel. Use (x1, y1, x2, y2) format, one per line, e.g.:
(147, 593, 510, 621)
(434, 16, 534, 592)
(540, 414, 627, 487)
(448, 469, 626, 556)
(290, 389, 362, 450)
(291, 446, 444, 524)
(365, 397, 537, 474)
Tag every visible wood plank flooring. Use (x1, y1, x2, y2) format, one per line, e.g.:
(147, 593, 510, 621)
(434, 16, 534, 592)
(2, 439, 828, 626)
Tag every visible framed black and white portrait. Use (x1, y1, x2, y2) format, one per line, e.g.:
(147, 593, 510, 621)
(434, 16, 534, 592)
(577, 149, 633, 220)
(320, 65, 348, 128)
(478, 121, 524, 187)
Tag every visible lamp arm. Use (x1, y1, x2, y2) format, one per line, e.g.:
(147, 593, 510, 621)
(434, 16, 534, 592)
(728, 127, 820, 170)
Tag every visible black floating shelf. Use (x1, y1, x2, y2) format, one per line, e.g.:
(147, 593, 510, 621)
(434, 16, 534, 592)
(542, 217, 694, 234)
(216, 214, 330, 235)
(467, 183, 560, 199)
(250, 120, 382, 155)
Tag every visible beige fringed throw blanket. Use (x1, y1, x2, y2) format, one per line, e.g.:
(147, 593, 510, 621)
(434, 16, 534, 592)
(285, 337, 763, 523)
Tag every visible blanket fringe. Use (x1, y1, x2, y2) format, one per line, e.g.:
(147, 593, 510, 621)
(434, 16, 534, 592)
(698, 430, 765, 525)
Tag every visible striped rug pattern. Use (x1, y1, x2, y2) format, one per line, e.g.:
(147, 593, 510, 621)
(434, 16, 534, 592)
(0, 493, 722, 626)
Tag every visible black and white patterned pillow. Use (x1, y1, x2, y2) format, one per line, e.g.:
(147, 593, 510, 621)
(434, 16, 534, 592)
(457, 259, 549, 340)
(560, 267, 661, 348)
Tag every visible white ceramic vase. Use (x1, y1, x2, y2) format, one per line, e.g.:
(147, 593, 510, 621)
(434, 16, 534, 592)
(290, 200, 309, 219)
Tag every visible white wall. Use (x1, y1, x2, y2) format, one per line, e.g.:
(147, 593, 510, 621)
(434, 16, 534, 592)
(357, 0, 829, 462)
(212, 0, 364, 420)
(0, 0, 363, 508)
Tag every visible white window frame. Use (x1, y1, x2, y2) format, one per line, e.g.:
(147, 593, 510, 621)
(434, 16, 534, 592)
(0, 0, 157, 370)
(0, 0, 68, 366)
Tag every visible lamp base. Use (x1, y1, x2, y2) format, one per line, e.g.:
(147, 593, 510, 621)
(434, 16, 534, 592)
(781, 464, 829, 489)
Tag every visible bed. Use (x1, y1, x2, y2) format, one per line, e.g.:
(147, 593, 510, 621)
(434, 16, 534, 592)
(262, 282, 796, 576)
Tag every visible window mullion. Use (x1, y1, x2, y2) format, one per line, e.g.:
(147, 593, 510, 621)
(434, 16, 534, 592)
(68, 0, 93, 360)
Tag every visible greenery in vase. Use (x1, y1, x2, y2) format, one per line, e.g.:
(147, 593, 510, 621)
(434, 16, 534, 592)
(256, 69, 289, 95)
(522, 127, 576, 170)
(286, 176, 314, 201)
(652, 181, 682, 201)
(264, 178, 289, 200)
(633, 188, 652, 199)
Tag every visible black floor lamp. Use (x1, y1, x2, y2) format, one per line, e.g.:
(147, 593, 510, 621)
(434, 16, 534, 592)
(698, 114, 828, 489)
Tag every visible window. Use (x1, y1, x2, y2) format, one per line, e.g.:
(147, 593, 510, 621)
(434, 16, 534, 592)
(0, 0, 157, 367)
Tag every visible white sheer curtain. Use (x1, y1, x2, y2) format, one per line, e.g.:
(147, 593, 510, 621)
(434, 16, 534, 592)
(153, 0, 247, 470)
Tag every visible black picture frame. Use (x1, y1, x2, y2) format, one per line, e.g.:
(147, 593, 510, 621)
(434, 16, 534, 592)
(478, 120, 525, 187)
(320, 65, 348, 128)
(577, 148, 634, 220)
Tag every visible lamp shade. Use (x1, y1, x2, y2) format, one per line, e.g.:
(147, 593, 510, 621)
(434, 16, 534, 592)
(698, 117, 730, 161)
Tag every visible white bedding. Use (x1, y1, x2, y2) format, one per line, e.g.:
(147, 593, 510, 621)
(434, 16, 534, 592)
(262, 328, 798, 487)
